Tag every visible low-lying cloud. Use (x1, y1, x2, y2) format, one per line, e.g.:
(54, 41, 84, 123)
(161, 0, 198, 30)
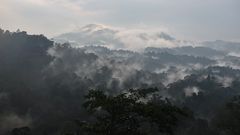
(54, 24, 180, 51)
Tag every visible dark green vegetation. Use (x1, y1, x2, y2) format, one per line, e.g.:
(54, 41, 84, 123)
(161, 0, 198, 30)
(80, 88, 189, 135)
(1, 29, 240, 135)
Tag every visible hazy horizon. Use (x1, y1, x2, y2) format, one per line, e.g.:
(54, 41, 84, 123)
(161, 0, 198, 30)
(1, 0, 240, 42)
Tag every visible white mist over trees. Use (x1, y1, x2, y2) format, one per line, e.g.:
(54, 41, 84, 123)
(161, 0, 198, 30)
(1, 28, 240, 135)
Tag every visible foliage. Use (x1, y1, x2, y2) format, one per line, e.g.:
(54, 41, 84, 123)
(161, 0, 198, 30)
(80, 88, 189, 135)
(212, 96, 240, 135)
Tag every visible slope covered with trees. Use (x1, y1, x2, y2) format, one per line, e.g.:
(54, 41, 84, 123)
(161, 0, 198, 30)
(1, 29, 240, 135)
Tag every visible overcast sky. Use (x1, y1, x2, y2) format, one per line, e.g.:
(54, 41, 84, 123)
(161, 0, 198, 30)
(0, 0, 239, 41)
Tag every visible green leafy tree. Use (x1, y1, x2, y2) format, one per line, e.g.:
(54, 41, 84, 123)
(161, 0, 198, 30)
(79, 88, 189, 135)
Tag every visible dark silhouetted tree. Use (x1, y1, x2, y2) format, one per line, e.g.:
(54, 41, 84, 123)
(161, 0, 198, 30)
(11, 127, 31, 135)
(79, 88, 189, 135)
(212, 96, 240, 135)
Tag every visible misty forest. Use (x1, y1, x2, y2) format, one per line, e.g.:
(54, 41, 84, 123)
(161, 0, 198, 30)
(1, 25, 240, 135)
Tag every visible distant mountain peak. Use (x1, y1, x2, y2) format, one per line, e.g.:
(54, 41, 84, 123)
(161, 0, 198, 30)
(80, 24, 113, 33)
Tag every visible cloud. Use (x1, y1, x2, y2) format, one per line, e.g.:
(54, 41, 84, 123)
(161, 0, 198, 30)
(54, 24, 178, 51)
(0, 0, 103, 36)
(215, 76, 234, 87)
(184, 86, 200, 97)
(0, 113, 32, 133)
(115, 28, 177, 50)
(215, 60, 240, 70)
(162, 66, 189, 86)
(1, 0, 239, 40)
(228, 52, 240, 57)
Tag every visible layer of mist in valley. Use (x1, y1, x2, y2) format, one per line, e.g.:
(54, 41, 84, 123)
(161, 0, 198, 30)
(1, 25, 240, 135)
